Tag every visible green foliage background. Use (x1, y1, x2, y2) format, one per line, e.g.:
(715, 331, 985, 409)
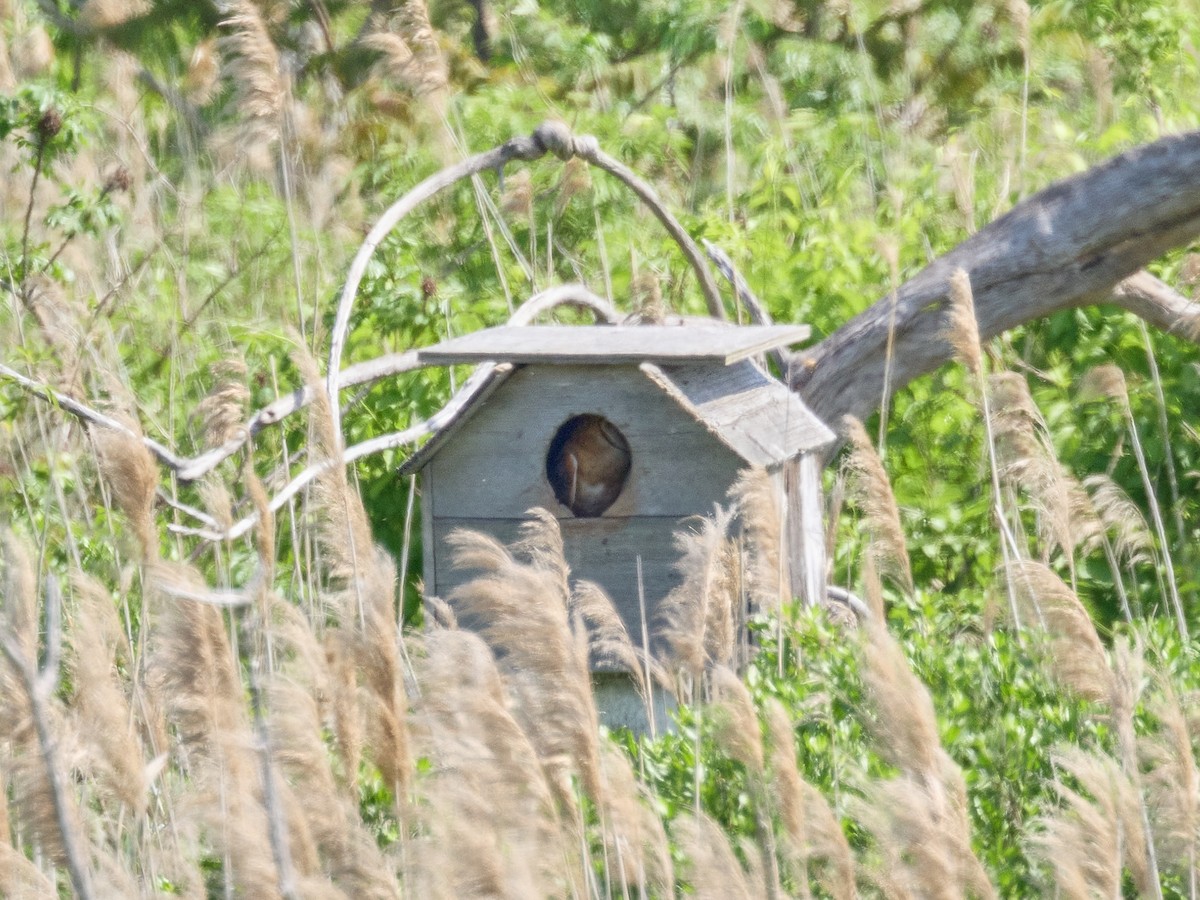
(1, 0, 1199, 895)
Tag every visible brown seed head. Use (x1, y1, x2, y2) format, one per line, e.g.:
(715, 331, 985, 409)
(36, 107, 62, 143)
(104, 165, 131, 194)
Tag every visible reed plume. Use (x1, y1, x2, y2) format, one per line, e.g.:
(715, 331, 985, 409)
(446, 511, 602, 804)
(842, 416, 912, 593)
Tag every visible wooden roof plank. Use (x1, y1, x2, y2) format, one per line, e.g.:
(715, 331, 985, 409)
(416, 324, 811, 366)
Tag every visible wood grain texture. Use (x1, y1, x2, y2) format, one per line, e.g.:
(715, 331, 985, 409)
(645, 361, 834, 463)
(793, 130, 1200, 430)
(416, 364, 750, 519)
(416, 323, 811, 365)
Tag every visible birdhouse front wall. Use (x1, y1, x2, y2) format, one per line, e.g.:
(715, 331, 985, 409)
(422, 363, 751, 634)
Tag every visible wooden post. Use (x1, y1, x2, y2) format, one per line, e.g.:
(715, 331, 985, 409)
(785, 453, 826, 606)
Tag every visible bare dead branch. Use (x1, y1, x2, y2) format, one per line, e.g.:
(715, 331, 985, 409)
(168, 363, 515, 542)
(325, 121, 726, 440)
(1, 285, 617, 487)
(792, 130, 1200, 431)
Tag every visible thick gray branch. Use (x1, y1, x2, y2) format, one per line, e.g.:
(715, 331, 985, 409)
(792, 130, 1200, 428)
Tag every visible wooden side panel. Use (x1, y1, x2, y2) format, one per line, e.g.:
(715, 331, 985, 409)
(428, 514, 698, 647)
(425, 365, 746, 520)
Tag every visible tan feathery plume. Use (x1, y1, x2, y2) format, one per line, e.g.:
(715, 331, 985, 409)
(216, 0, 282, 137)
(728, 467, 784, 614)
(362, 0, 448, 99)
(1140, 672, 1200, 878)
(1033, 747, 1152, 898)
(500, 168, 534, 220)
(1006, 560, 1113, 703)
(92, 422, 159, 560)
(267, 679, 400, 897)
(410, 629, 570, 898)
(196, 358, 250, 448)
(943, 268, 982, 375)
(654, 505, 738, 681)
(79, 0, 151, 29)
(710, 665, 764, 775)
(765, 699, 854, 899)
(854, 773, 995, 900)
(570, 578, 655, 691)
(446, 514, 602, 805)
(674, 812, 762, 900)
(842, 416, 912, 592)
(1084, 474, 1153, 567)
(597, 741, 674, 893)
(69, 573, 147, 812)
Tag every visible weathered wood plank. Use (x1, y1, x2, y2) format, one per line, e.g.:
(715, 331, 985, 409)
(417, 324, 811, 366)
(786, 453, 827, 606)
(420, 365, 750, 519)
(646, 361, 835, 462)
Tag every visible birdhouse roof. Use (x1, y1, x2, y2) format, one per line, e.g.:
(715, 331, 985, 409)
(400, 325, 834, 475)
(415, 323, 810, 366)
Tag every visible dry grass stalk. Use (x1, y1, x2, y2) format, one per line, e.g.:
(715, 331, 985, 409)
(674, 812, 765, 899)
(1006, 560, 1113, 703)
(1033, 747, 1153, 898)
(69, 573, 147, 813)
(857, 621, 994, 897)
(654, 505, 740, 689)
(446, 511, 602, 805)
(842, 416, 912, 592)
(765, 700, 855, 899)
(410, 629, 574, 898)
(92, 422, 158, 560)
(597, 741, 674, 893)
(728, 467, 785, 615)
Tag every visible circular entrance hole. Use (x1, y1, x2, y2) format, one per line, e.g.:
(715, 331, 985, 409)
(545, 414, 632, 518)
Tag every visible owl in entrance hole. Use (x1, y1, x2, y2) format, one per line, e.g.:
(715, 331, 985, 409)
(545, 414, 632, 518)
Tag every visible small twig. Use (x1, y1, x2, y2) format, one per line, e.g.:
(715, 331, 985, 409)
(20, 140, 48, 288)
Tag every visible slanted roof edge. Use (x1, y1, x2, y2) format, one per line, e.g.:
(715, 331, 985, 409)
(398, 363, 515, 476)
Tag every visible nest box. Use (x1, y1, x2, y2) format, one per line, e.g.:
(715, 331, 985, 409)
(403, 322, 835, 656)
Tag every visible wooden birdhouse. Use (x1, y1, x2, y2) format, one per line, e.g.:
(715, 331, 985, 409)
(402, 322, 835, 728)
